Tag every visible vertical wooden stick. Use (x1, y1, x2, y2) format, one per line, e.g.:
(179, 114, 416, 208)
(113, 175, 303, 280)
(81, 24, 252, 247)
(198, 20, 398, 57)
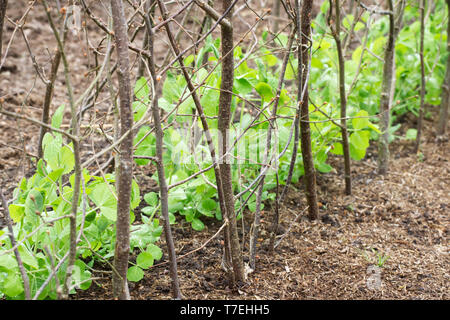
(218, 0, 245, 284)
(437, 0, 450, 137)
(143, 0, 182, 299)
(299, 0, 319, 220)
(330, 0, 352, 195)
(0, 0, 7, 58)
(110, 0, 134, 300)
(415, 0, 426, 153)
(377, 0, 395, 175)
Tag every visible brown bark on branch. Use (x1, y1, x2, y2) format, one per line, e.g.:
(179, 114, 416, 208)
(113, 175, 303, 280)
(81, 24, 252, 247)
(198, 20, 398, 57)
(414, 0, 426, 153)
(38, 49, 62, 159)
(329, 0, 352, 195)
(377, 0, 395, 174)
(299, 0, 319, 220)
(0, 0, 7, 58)
(110, 0, 134, 300)
(437, 0, 450, 136)
(142, 0, 182, 299)
(218, 0, 245, 285)
(194, 0, 232, 29)
(279, 1, 304, 206)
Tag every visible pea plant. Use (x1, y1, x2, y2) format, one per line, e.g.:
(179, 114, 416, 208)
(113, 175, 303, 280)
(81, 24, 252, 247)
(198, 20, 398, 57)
(0, 107, 164, 299)
(0, 0, 448, 300)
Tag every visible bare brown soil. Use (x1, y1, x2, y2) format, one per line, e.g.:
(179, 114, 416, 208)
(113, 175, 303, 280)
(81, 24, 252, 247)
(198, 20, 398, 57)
(0, 1, 448, 300)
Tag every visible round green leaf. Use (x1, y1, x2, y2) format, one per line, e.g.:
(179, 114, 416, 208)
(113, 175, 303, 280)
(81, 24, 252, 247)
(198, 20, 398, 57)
(405, 128, 417, 140)
(144, 192, 158, 206)
(3, 271, 24, 297)
(352, 110, 370, 130)
(127, 266, 144, 282)
(198, 199, 217, 217)
(146, 244, 163, 261)
(234, 78, 253, 95)
(191, 218, 205, 231)
(137, 252, 154, 269)
(8, 204, 25, 223)
(255, 82, 274, 102)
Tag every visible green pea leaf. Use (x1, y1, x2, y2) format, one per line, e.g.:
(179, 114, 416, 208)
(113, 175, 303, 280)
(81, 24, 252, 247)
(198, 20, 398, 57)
(234, 78, 253, 95)
(60, 145, 75, 174)
(137, 252, 154, 269)
(89, 183, 117, 221)
(350, 131, 370, 150)
(330, 142, 344, 155)
(183, 54, 194, 67)
(2, 271, 23, 297)
(405, 128, 417, 140)
(201, 88, 220, 116)
(25, 189, 44, 219)
(144, 192, 158, 206)
(134, 126, 156, 165)
(350, 144, 367, 161)
(262, 51, 278, 67)
(162, 72, 181, 103)
(18, 246, 38, 269)
(42, 133, 62, 171)
(51, 104, 66, 129)
(0, 254, 18, 270)
(285, 59, 297, 80)
(8, 204, 25, 223)
(133, 100, 148, 123)
(255, 82, 274, 102)
(191, 218, 205, 231)
(198, 199, 217, 217)
(127, 266, 144, 282)
(352, 110, 370, 130)
(317, 162, 333, 173)
(146, 244, 163, 260)
(131, 180, 141, 210)
(169, 212, 176, 225)
(368, 122, 381, 133)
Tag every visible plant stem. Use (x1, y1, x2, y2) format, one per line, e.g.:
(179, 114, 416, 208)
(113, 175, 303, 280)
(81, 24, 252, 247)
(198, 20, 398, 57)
(0, 0, 7, 58)
(249, 28, 295, 270)
(437, 0, 450, 136)
(218, 0, 244, 285)
(38, 49, 62, 159)
(110, 0, 134, 300)
(377, 0, 395, 175)
(42, 0, 82, 298)
(0, 189, 31, 300)
(143, 0, 182, 299)
(414, 0, 426, 153)
(299, 0, 319, 220)
(330, 0, 352, 195)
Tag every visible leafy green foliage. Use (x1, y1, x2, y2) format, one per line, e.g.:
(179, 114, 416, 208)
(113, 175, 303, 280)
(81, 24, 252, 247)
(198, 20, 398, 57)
(130, 26, 390, 230)
(0, 108, 162, 299)
(2, 1, 446, 299)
